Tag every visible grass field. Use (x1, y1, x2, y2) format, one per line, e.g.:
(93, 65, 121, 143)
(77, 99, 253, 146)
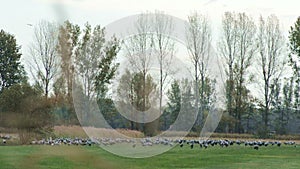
(0, 144, 299, 169)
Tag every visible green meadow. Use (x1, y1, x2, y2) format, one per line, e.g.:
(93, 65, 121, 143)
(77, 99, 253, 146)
(0, 144, 299, 169)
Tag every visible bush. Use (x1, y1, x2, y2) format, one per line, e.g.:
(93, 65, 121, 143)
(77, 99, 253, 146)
(0, 83, 54, 143)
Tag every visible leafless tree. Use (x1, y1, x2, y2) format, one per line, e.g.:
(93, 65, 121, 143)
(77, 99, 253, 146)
(235, 13, 256, 133)
(124, 13, 154, 110)
(123, 13, 155, 133)
(218, 12, 238, 132)
(29, 20, 59, 98)
(256, 15, 286, 132)
(152, 10, 176, 115)
(185, 12, 212, 128)
(232, 13, 256, 133)
(219, 12, 257, 133)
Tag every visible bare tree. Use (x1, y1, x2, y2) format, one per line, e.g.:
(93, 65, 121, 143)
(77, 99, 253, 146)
(186, 12, 212, 129)
(123, 13, 155, 134)
(232, 13, 256, 133)
(256, 15, 286, 133)
(218, 12, 256, 133)
(218, 12, 238, 132)
(152, 10, 176, 115)
(124, 13, 154, 110)
(29, 20, 59, 98)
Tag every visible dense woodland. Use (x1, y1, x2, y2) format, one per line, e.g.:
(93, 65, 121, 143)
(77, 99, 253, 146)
(0, 11, 299, 139)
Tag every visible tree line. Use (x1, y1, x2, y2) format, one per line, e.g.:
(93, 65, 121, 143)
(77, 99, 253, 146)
(0, 11, 299, 139)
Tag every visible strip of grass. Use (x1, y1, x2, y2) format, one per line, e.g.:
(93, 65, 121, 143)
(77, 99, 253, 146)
(89, 145, 300, 169)
(0, 145, 299, 169)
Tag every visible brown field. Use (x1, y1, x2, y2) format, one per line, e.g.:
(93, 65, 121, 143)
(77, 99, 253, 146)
(53, 125, 144, 138)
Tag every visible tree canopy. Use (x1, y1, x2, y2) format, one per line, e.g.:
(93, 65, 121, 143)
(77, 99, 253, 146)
(0, 30, 25, 92)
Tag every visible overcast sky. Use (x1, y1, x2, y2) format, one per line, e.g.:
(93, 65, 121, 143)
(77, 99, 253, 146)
(0, 0, 299, 102)
(0, 0, 299, 70)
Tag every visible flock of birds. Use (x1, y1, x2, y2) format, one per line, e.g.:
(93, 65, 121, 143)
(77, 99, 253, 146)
(30, 137, 95, 146)
(176, 139, 297, 150)
(26, 137, 298, 150)
(1, 135, 297, 150)
(0, 135, 11, 144)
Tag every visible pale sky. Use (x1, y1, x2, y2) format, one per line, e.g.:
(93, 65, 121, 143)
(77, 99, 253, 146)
(0, 0, 299, 103)
(0, 0, 299, 76)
